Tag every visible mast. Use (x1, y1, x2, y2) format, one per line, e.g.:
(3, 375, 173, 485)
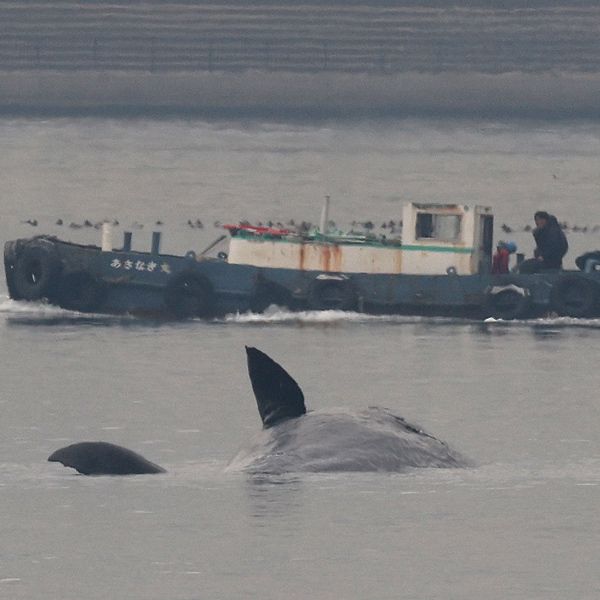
(320, 195, 330, 234)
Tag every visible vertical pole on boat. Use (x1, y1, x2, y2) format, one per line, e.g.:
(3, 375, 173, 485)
(320, 195, 330, 235)
(101, 222, 112, 251)
(123, 231, 132, 252)
(151, 231, 161, 255)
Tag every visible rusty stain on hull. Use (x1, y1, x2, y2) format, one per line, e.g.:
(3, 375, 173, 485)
(229, 238, 418, 274)
(393, 249, 402, 273)
(318, 244, 343, 272)
(321, 245, 330, 271)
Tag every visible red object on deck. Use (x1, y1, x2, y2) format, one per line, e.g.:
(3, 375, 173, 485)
(492, 248, 510, 274)
(223, 224, 291, 236)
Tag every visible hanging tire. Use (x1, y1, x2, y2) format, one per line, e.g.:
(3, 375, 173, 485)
(164, 272, 214, 319)
(56, 272, 106, 313)
(12, 244, 61, 301)
(575, 251, 600, 272)
(485, 286, 531, 320)
(250, 280, 291, 313)
(3, 241, 21, 300)
(550, 275, 598, 317)
(308, 279, 356, 311)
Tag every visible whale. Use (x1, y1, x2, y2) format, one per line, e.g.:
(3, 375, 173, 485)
(228, 347, 468, 474)
(48, 441, 165, 475)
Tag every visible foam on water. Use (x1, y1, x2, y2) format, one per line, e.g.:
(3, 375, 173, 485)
(0, 295, 144, 327)
(223, 306, 462, 326)
(483, 315, 600, 329)
(225, 306, 600, 329)
(0, 296, 68, 316)
(3, 295, 600, 329)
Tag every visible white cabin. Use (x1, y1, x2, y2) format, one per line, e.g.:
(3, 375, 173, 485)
(225, 202, 494, 276)
(401, 203, 493, 275)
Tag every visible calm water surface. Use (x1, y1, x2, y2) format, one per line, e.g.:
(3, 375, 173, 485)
(0, 117, 599, 599)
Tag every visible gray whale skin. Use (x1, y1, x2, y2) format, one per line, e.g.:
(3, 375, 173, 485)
(228, 347, 469, 474)
(48, 441, 165, 475)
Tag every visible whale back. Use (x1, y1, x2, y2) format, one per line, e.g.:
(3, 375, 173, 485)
(228, 407, 468, 474)
(246, 346, 306, 428)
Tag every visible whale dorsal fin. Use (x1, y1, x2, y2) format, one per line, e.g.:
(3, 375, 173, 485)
(245, 346, 306, 428)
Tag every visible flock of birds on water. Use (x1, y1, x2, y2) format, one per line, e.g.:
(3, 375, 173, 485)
(19, 217, 600, 236)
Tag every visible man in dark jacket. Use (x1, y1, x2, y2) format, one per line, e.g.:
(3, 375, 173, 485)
(532, 211, 568, 269)
(519, 211, 568, 273)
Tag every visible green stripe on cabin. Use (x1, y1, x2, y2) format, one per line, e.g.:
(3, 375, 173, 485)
(231, 230, 472, 253)
(401, 245, 473, 254)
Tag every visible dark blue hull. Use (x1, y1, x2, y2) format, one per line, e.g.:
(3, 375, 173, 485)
(4, 235, 600, 320)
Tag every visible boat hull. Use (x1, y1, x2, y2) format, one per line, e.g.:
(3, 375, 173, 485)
(4, 235, 600, 320)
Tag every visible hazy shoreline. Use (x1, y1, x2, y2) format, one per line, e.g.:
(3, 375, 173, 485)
(2, 70, 600, 118)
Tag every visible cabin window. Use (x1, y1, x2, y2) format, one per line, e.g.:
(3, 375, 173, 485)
(415, 213, 434, 238)
(416, 213, 461, 242)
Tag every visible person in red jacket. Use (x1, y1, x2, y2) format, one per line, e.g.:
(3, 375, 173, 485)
(492, 241, 516, 274)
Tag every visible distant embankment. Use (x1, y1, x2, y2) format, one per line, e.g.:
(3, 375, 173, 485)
(1, 1, 599, 117)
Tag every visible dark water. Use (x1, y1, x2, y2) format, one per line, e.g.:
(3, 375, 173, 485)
(1, 117, 600, 599)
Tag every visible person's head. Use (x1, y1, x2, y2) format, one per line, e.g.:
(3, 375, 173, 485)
(497, 240, 517, 253)
(534, 211, 550, 228)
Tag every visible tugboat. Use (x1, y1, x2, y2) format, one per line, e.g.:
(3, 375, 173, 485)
(4, 200, 600, 319)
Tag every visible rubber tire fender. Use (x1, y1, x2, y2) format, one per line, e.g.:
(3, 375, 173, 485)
(308, 279, 357, 311)
(12, 244, 61, 301)
(485, 288, 531, 320)
(3, 241, 22, 300)
(250, 280, 291, 313)
(164, 272, 214, 319)
(550, 275, 598, 318)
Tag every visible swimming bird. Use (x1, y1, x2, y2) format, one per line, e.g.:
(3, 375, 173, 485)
(228, 347, 468, 474)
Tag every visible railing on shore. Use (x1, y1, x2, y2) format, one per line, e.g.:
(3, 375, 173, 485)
(0, 2, 598, 74)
